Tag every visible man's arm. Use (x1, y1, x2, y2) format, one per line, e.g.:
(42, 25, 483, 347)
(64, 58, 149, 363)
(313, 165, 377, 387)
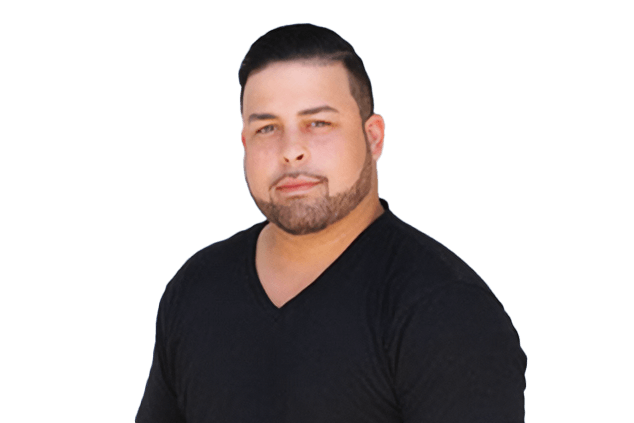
(136, 284, 186, 423)
(389, 282, 527, 422)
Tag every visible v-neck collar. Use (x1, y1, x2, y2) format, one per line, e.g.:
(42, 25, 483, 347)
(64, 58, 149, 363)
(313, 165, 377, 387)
(244, 200, 393, 318)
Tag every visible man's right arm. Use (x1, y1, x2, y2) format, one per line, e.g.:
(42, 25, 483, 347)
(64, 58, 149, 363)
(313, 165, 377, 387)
(136, 283, 186, 423)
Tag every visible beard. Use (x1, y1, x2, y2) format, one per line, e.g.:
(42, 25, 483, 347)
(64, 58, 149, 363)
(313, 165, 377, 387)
(248, 143, 374, 236)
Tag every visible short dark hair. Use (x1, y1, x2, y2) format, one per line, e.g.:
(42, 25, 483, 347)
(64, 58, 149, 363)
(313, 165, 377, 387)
(239, 24, 374, 121)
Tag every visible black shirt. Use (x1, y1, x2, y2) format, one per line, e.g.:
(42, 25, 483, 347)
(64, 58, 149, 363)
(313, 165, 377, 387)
(137, 202, 526, 422)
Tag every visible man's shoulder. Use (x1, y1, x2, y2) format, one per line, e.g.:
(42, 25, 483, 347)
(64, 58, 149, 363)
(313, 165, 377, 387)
(162, 222, 264, 295)
(376, 207, 490, 295)
(187, 221, 265, 267)
(376, 206, 514, 336)
(378, 209, 469, 271)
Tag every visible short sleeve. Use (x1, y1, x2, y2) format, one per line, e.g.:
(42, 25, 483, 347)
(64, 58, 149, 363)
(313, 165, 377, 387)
(136, 286, 186, 423)
(389, 282, 527, 423)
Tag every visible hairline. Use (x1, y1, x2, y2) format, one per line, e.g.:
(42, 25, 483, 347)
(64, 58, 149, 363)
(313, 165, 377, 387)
(240, 57, 371, 122)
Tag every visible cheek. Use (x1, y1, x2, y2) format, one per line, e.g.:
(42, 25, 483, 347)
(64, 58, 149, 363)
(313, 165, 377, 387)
(325, 137, 367, 188)
(244, 150, 274, 191)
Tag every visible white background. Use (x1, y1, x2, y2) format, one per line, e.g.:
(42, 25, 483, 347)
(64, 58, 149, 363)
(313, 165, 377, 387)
(1, 1, 632, 421)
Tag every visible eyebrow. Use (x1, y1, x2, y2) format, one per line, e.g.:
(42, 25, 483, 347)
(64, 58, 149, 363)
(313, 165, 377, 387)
(247, 105, 339, 124)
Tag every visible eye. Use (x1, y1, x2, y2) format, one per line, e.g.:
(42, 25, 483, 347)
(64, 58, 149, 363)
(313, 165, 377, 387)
(256, 121, 329, 135)
(256, 124, 275, 135)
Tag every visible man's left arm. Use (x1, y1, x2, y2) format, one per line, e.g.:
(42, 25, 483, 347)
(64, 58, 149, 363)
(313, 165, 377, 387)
(388, 282, 527, 423)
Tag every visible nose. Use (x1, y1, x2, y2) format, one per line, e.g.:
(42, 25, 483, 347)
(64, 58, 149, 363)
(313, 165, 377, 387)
(284, 152, 305, 163)
(280, 130, 309, 164)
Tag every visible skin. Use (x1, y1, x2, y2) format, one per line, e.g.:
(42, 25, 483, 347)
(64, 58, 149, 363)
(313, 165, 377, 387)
(241, 60, 385, 307)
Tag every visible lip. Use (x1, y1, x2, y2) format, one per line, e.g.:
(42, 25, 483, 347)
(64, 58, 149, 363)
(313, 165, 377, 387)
(274, 176, 323, 193)
(277, 182, 321, 193)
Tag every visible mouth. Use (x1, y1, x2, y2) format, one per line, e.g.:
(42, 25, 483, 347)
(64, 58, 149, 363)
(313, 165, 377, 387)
(277, 182, 321, 194)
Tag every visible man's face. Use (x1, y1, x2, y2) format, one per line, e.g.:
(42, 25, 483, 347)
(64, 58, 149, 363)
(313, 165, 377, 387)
(241, 61, 376, 235)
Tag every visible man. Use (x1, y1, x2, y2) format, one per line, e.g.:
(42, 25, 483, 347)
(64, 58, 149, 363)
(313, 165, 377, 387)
(137, 24, 526, 422)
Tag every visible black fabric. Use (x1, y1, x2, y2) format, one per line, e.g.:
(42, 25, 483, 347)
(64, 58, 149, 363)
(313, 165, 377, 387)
(137, 201, 526, 422)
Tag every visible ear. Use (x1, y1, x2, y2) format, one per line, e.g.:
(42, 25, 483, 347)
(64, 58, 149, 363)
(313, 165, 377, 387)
(364, 114, 385, 161)
(241, 131, 246, 149)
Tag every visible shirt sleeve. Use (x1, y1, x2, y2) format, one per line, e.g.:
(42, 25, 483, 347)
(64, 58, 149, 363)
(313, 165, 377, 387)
(389, 282, 527, 423)
(136, 286, 186, 423)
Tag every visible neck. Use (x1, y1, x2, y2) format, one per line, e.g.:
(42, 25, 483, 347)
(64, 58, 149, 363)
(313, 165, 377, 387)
(259, 192, 384, 266)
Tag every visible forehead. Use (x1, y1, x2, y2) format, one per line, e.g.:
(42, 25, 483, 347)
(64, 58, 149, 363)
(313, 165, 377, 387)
(242, 60, 358, 117)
